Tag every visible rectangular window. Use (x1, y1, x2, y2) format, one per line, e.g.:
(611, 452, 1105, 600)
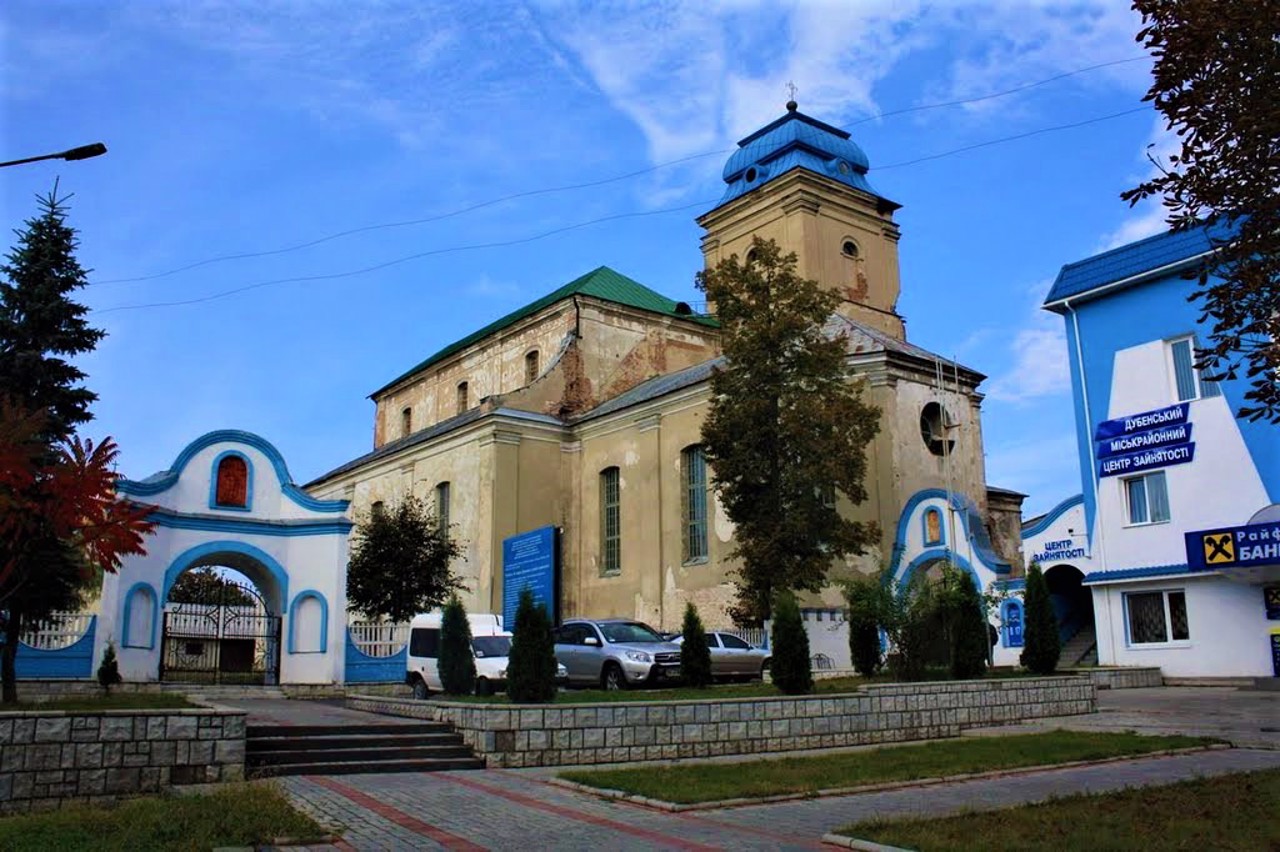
(682, 446, 708, 563)
(401, 407, 412, 437)
(1124, 471, 1170, 526)
(456, 381, 469, 414)
(409, 628, 440, 658)
(1169, 336, 1222, 402)
(1126, 590, 1189, 644)
(435, 482, 450, 535)
(600, 467, 621, 575)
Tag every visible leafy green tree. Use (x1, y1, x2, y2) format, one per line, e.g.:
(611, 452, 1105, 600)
(679, 602, 713, 688)
(944, 567, 989, 680)
(842, 574, 885, 677)
(97, 642, 122, 692)
(1020, 563, 1060, 675)
(875, 570, 934, 682)
(505, 588, 557, 703)
(168, 567, 254, 606)
(346, 496, 462, 623)
(769, 590, 812, 695)
(698, 237, 881, 624)
(438, 595, 476, 695)
(1122, 0, 1280, 422)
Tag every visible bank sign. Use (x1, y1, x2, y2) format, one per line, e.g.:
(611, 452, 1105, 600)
(1185, 521, 1280, 572)
(1095, 403, 1196, 478)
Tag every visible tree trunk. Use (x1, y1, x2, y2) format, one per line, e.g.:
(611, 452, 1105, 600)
(2, 608, 22, 704)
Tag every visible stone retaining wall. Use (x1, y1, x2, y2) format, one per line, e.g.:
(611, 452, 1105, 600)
(349, 676, 1095, 768)
(0, 707, 246, 813)
(1079, 668, 1163, 690)
(10, 680, 166, 704)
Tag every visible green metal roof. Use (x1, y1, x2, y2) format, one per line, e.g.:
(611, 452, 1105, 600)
(370, 266, 717, 398)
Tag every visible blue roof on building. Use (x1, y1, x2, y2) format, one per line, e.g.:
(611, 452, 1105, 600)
(1044, 220, 1235, 308)
(1081, 563, 1194, 585)
(712, 105, 888, 209)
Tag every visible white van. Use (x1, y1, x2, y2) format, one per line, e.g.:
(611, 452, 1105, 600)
(405, 612, 511, 698)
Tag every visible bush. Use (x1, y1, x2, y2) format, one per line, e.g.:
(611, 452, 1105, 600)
(843, 576, 884, 677)
(1021, 563, 1060, 674)
(769, 591, 812, 694)
(947, 569, 989, 680)
(96, 642, 122, 692)
(680, 603, 713, 688)
(438, 596, 476, 695)
(506, 588, 558, 703)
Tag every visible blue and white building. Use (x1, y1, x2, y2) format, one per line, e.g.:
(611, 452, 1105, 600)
(1042, 223, 1280, 678)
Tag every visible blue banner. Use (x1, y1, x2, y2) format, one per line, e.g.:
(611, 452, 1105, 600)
(1097, 422, 1193, 459)
(1097, 442, 1195, 478)
(1185, 521, 1280, 572)
(1094, 403, 1189, 441)
(502, 526, 559, 629)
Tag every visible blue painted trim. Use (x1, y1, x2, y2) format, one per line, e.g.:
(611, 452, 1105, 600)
(996, 578, 1027, 592)
(145, 508, 353, 537)
(208, 450, 254, 512)
(116, 430, 350, 514)
(162, 540, 289, 612)
(887, 488, 1012, 583)
(899, 550, 984, 595)
(287, 590, 329, 654)
(14, 617, 97, 679)
(344, 628, 408, 683)
(121, 582, 158, 649)
(922, 507, 944, 546)
(1082, 563, 1193, 585)
(1021, 495, 1084, 539)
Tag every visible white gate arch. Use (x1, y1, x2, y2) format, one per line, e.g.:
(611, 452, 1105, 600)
(100, 430, 352, 684)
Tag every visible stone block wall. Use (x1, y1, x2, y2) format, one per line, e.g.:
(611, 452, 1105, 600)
(0, 708, 246, 813)
(349, 676, 1096, 768)
(1081, 667, 1163, 690)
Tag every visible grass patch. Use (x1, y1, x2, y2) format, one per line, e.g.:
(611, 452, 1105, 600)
(560, 730, 1216, 804)
(842, 768, 1280, 851)
(0, 782, 325, 852)
(3, 693, 196, 713)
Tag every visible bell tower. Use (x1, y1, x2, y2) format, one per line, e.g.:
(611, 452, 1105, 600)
(697, 100, 906, 339)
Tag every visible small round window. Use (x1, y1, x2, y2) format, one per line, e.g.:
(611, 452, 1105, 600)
(837, 161, 851, 175)
(745, 166, 758, 182)
(842, 240, 859, 258)
(920, 402, 956, 457)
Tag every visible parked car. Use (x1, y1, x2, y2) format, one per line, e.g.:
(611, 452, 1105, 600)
(673, 631, 771, 681)
(406, 611, 507, 698)
(553, 618, 682, 690)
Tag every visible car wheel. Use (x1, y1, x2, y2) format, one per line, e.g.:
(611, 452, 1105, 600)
(412, 678, 430, 700)
(602, 662, 627, 691)
(475, 677, 493, 697)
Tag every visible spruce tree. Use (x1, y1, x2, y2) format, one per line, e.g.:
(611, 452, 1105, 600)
(948, 569, 989, 680)
(769, 590, 812, 695)
(505, 588, 557, 703)
(97, 642, 122, 692)
(679, 602, 713, 688)
(843, 575, 884, 677)
(438, 596, 476, 695)
(1020, 563, 1060, 675)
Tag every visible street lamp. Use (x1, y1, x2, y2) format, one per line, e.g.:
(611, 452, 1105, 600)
(0, 143, 108, 169)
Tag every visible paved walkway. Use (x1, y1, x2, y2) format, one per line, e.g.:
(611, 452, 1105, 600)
(217, 698, 422, 727)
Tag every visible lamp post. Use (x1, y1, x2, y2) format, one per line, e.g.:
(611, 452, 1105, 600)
(0, 143, 108, 169)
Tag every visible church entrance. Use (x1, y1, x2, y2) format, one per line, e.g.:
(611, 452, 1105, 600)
(159, 567, 281, 685)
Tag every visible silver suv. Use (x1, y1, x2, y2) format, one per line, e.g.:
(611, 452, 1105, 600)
(553, 618, 682, 690)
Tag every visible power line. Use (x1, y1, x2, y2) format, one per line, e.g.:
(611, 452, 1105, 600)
(95, 200, 717, 314)
(92, 55, 1149, 287)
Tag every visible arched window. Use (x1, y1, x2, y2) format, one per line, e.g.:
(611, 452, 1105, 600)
(920, 402, 956, 457)
(682, 446, 708, 563)
(435, 481, 451, 534)
(457, 381, 469, 414)
(288, 591, 328, 654)
(371, 500, 385, 518)
(214, 454, 249, 508)
(122, 583, 157, 649)
(600, 467, 621, 575)
(1001, 599, 1025, 647)
(525, 350, 540, 384)
(401, 407, 413, 437)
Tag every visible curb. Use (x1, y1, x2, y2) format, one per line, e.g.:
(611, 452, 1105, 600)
(552, 743, 1231, 812)
(821, 834, 913, 851)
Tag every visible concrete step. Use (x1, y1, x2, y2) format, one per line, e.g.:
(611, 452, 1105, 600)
(249, 756, 485, 777)
(249, 744, 474, 766)
(244, 720, 482, 776)
(248, 732, 464, 751)
(247, 723, 450, 738)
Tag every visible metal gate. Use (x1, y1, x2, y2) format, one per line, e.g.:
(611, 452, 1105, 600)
(160, 574, 280, 684)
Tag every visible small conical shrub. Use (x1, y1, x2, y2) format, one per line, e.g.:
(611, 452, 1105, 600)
(438, 596, 477, 695)
(844, 576, 883, 677)
(680, 603, 713, 688)
(948, 570, 989, 680)
(1021, 563, 1060, 674)
(770, 591, 812, 694)
(97, 642, 122, 692)
(506, 588, 558, 703)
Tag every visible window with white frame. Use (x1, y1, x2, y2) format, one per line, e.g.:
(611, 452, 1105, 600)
(1124, 470, 1170, 525)
(1168, 336, 1222, 402)
(1125, 589, 1189, 644)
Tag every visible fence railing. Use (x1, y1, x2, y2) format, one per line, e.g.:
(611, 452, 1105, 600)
(20, 612, 94, 650)
(726, 627, 768, 649)
(349, 621, 410, 657)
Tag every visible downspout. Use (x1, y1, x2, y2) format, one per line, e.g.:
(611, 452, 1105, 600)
(1065, 298, 1108, 574)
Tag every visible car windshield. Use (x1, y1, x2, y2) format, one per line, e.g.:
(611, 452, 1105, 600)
(471, 636, 512, 658)
(598, 622, 664, 644)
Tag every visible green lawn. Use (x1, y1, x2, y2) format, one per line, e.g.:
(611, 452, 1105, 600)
(560, 731, 1216, 804)
(3, 693, 196, 713)
(843, 769, 1280, 851)
(0, 782, 326, 852)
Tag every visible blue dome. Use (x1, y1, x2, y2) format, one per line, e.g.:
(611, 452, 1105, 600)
(714, 107, 885, 208)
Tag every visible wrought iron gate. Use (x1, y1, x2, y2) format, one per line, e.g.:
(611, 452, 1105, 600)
(160, 575, 280, 684)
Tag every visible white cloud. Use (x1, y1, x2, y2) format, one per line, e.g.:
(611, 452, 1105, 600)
(464, 273, 521, 299)
(983, 280, 1071, 404)
(984, 431, 1082, 511)
(1099, 115, 1180, 249)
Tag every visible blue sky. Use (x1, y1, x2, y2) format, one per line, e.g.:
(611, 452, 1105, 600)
(2, 2, 1175, 515)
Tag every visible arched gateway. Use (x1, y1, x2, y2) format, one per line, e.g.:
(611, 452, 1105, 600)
(102, 431, 351, 684)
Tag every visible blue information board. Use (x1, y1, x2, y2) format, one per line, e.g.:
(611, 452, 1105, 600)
(502, 526, 559, 629)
